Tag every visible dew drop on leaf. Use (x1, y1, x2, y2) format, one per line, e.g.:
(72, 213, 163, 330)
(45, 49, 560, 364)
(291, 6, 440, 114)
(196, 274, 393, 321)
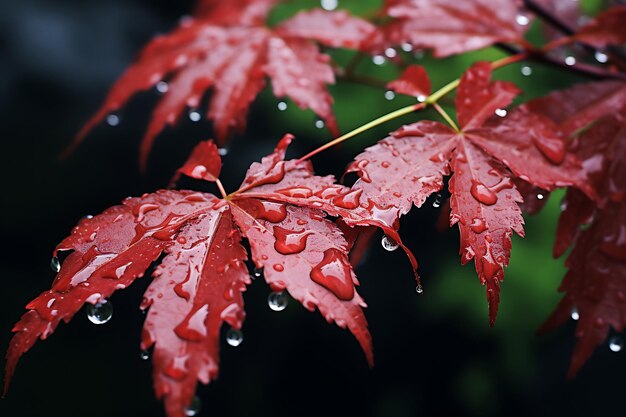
(609, 336, 623, 352)
(570, 306, 580, 321)
(277, 101, 288, 111)
(50, 256, 61, 273)
(185, 396, 202, 416)
(384, 90, 396, 101)
(432, 193, 442, 208)
(516, 13, 530, 26)
(416, 94, 427, 103)
(495, 108, 507, 117)
(536, 193, 545, 200)
(565, 56, 576, 66)
(188, 110, 201, 122)
(140, 350, 150, 360)
(415, 284, 424, 294)
(381, 235, 399, 252)
(253, 267, 263, 278)
(401, 42, 413, 52)
(384, 47, 397, 59)
(267, 291, 288, 312)
(106, 114, 120, 126)
(155, 81, 169, 94)
(86, 299, 113, 325)
(520, 66, 532, 76)
(594, 51, 608, 63)
(226, 328, 243, 347)
(372, 55, 386, 66)
(320, 0, 338, 11)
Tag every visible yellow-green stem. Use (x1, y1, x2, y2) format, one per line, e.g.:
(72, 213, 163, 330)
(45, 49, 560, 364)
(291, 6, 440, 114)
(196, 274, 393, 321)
(216, 179, 228, 200)
(433, 102, 459, 131)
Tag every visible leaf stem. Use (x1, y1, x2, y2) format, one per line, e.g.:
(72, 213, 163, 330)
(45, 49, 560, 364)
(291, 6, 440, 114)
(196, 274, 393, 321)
(215, 179, 228, 199)
(433, 103, 459, 131)
(297, 103, 425, 162)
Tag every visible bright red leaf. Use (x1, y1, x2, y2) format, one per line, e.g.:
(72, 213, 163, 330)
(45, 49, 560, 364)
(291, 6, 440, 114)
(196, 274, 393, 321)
(380, 0, 531, 57)
(387, 65, 431, 98)
(339, 62, 592, 324)
(5, 137, 377, 417)
(73, 2, 381, 170)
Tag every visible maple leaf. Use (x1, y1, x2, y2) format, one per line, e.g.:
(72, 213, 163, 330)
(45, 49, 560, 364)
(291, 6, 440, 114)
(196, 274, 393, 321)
(73, 2, 381, 169)
(339, 62, 592, 325)
(525, 80, 626, 376)
(572, 6, 626, 48)
(379, 0, 531, 57)
(387, 65, 431, 99)
(4, 138, 375, 417)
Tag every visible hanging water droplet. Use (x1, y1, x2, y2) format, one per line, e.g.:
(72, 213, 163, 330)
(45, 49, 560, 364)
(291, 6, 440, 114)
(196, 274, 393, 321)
(185, 396, 202, 416)
(86, 299, 113, 325)
(432, 193, 442, 208)
(314, 118, 325, 129)
(267, 291, 288, 312)
(415, 284, 424, 294)
(381, 235, 399, 252)
(516, 13, 530, 26)
(320, 0, 338, 11)
(565, 55, 577, 66)
(608, 336, 623, 352)
(277, 101, 288, 111)
(384, 90, 396, 100)
(570, 306, 580, 321)
(372, 55, 386, 66)
(253, 267, 262, 278)
(155, 81, 169, 94)
(384, 47, 397, 59)
(226, 328, 243, 347)
(401, 42, 413, 52)
(218, 147, 228, 156)
(416, 94, 427, 103)
(50, 256, 61, 273)
(536, 193, 545, 200)
(495, 108, 508, 117)
(560, 198, 568, 212)
(520, 65, 532, 76)
(106, 114, 120, 126)
(594, 51, 608, 63)
(140, 350, 150, 360)
(189, 110, 202, 122)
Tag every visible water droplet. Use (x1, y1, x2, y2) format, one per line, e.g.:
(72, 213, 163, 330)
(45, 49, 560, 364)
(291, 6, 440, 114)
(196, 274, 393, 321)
(609, 336, 623, 352)
(332, 189, 362, 209)
(320, 0, 338, 11)
(384, 90, 396, 100)
(565, 55, 576, 66)
(560, 198, 568, 211)
(372, 55, 386, 66)
(516, 13, 530, 26)
(189, 110, 201, 122)
(570, 306, 580, 321)
(416, 94, 427, 103)
(310, 248, 355, 300)
(253, 267, 262, 278)
(415, 284, 423, 294)
(595, 51, 608, 63)
(273, 226, 311, 255)
(218, 147, 228, 156)
(432, 193, 442, 208)
(226, 328, 244, 347)
(277, 101, 288, 111)
(174, 304, 209, 342)
(86, 299, 113, 324)
(495, 108, 507, 117)
(314, 118, 325, 129)
(268, 291, 288, 312)
(520, 65, 532, 76)
(384, 47, 397, 59)
(401, 42, 413, 52)
(140, 350, 150, 360)
(185, 396, 202, 416)
(50, 256, 61, 273)
(106, 114, 120, 126)
(470, 180, 498, 205)
(155, 81, 169, 94)
(381, 235, 399, 252)
(536, 193, 545, 200)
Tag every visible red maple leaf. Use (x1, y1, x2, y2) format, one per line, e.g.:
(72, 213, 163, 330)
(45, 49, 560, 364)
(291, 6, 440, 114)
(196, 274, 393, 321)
(73, 1, 381, 169)
(379, 0, 532, 57)
(338, 62, 593, 324)
(4, 137, 376, 417)
(526, 80, 626, 376)
(572, 6, 626, 48)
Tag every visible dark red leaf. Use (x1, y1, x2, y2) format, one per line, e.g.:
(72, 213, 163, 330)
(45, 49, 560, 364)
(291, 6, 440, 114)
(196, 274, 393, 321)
(387, 65, 431, 98)
(74, 4, 380, 169)
(175, 139, 222, 183)
(380, 0, 531, 57)
(573, 6, 626, 48)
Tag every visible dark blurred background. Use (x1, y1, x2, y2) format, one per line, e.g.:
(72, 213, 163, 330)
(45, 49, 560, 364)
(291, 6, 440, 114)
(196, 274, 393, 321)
(1, 0, 625, 416)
